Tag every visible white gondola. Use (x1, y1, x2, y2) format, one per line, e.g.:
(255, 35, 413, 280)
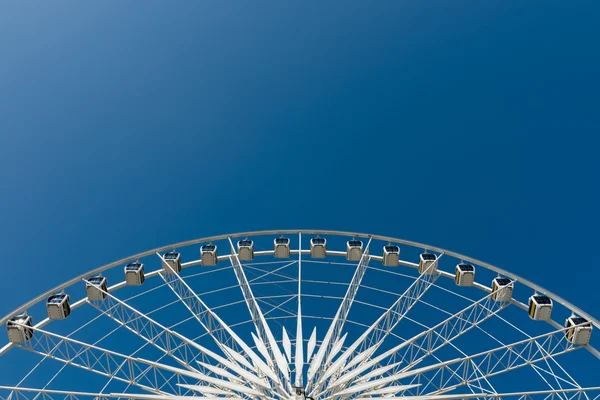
(528, 295, 553, 321)
(124, 262, 145, 286)
(86, 276, 108, 301)
(237, 240, 254, 261)
(46, 293, 71, 320)
(162, 251, 182, 274)
(274, 237, 290, 258)
(201, 244, 218, 266)
(310, 237, 327, 258)
(455, 263, 475, 286)
(418, 253, 438, 274)
(346, 240, 363, 261)
(6, 314, 33, 343)
(382, 245, 400, 267)
(565, 316, 592, 345)
(491, 277, 513, 302)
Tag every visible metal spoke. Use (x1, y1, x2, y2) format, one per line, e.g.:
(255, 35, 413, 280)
(335, 289, 510, 388)
(295, 232, 304, 387)
(341, 326, 582, 398)
(155, 254, 287, 397)
(85, 281, 203, 374)
(306, 238, 372, 391)
(364, 387, 600, 400)
(84, 279, 265, 393)
(12, 324, 193, 395)
(471, 314, 585, 396)
(311, 253, 442, 396)
(228, 238, 291, 386)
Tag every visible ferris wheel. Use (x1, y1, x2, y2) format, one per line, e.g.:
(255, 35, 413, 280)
(1, 230, 598, 400)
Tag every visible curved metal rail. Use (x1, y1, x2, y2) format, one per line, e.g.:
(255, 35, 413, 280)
(1, 229, 597, 333)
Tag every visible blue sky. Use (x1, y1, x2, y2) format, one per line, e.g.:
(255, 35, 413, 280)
(0, 0, 599, 359)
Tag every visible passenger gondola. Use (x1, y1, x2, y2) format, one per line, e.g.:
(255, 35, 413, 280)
(274, 237, 290, 258)
(86, 276, 108, 301)
(163, 251, 182, 274)
(491, 277, 513, 302)
(528, 295, 553, 321)
(201, 244, 218, 266)
(6, 313, 33, 343)
(46, 293, 71, 320)
(124, 262, 145, 285)
(310, 237, 327, 259)
(346, 240, 363, 261)
(565, 316, 592, 345)
(237, 239, 254, 261)
(419, 253, 438, 274)
(455, 263, 475, 286)
(382, 245, 400, 267)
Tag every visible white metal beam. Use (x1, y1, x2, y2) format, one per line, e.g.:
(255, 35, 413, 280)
(359, 387, 600, 400)
(306, 238, 372, 391)
(306, 327, 317, 363)
(140, 359, 263, 398)
(227, 237, 292, 390)
(330, 326, 581, 399)
(312, 255, 441, 396)
(13, 324, 194, 395)
(84, 279, 266, 394)
(86, 282, 202, 374)
(156, 253, 287, 397)
(328, 290, 509, 392)
(282, 326, 292, 363)
(295, 232, 304, 387)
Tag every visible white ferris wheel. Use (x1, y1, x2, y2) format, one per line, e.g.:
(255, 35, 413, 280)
(1, 230, 598, 400)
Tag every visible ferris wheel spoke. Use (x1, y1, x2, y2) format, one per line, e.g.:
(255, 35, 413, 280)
(227, 237, 292, 391)
(311, 253, 442, 397)
(196, 360, 272, 392)
(359, 387, 600, 400)
(373, 326, 582, 397)
(326, 325, 572, 399)
(18, 322, 267, 399)
(84, 279, 271, 395)
(14, 309, 121, 399)
(334, 289, 510, 389)
(388, 347, 497, 400)
(306, 238, 373, 392)
(531, 344, 582, 396)
(11, 324, 202, 395)
(323, 380, 421, 399)
(1, 375, 259, 400)
(84, 279, 235, 374)
(473, 315, 584, 396)
(140, 360, 264, 398)
(0, 387, 119, 400)
(295, 232, 304, 387)
(113, 393, 256, 400)
(85, 282, 202, 374)
(364, 253, 443, 348)
(156, 254, 289, 398)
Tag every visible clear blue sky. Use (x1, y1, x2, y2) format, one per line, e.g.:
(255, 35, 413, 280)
(1, 0, 599, 337)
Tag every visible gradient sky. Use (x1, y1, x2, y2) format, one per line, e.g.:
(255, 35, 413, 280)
(1, 0, 599, 342)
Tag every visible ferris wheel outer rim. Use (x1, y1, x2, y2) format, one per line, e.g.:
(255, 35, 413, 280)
(1, 229, 598, 333)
